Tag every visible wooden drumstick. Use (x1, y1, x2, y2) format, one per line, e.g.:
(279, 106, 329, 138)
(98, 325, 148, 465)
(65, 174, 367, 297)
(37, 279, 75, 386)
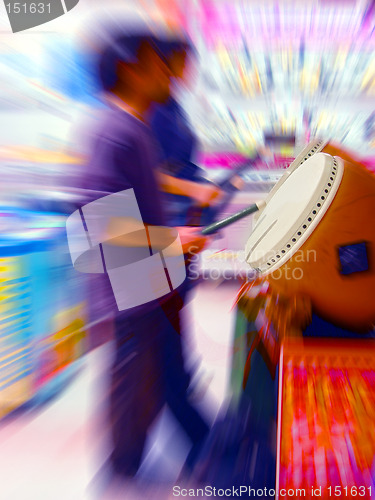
(201, 200, 266, 235)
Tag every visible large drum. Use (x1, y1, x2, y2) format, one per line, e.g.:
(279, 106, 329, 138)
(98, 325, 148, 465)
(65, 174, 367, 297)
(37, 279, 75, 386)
(245, 140, 375, 332)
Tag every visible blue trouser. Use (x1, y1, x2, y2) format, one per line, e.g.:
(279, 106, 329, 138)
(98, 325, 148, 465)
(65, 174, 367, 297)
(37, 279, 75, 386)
(109, 301, 209, 476)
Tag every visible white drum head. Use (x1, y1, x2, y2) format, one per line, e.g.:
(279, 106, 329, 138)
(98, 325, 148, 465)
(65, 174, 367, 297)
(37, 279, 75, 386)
(246, 153, 343, 274)
(253, 138, 328, 225)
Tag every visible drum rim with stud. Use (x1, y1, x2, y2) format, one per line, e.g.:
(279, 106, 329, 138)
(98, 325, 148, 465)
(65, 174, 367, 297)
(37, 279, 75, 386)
(253, 138, 328, 225)
(245, 153, 344, 275)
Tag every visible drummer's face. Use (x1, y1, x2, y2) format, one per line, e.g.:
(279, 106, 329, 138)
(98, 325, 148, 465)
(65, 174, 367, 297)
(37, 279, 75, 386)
(168, 50, 187, 79)
(136, 42, 172, 103)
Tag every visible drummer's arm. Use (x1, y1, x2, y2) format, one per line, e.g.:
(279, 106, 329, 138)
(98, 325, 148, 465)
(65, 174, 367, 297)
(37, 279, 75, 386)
(105, 216, 209, 255)
(157, 171, 222, 206)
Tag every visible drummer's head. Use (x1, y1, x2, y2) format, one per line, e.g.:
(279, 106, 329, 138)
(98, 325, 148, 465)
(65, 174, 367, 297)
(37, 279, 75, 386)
(95, 18, 175, 105)
(158, 37, 196, 83)
(167, 43, 191, 79)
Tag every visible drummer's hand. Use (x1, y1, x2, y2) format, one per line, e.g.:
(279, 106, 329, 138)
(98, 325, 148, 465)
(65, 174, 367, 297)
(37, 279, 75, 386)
(177, 226, 211, 255)
(229, 175, 245, 191)
(194, 184, 223, 207)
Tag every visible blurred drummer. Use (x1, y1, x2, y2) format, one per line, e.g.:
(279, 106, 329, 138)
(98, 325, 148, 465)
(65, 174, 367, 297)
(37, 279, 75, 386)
(150, 39, 224, 226)
(81, 19, 212, 483)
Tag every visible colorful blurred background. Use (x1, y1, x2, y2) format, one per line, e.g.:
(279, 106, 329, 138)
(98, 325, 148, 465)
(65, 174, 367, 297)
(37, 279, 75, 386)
(1, 0, 375, 499)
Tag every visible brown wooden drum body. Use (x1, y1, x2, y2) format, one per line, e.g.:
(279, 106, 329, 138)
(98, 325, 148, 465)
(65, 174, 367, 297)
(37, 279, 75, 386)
(265, 157, 375, 332)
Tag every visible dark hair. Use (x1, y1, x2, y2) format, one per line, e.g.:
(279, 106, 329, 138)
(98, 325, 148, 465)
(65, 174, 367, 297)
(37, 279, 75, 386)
(96, 28, 194, 92)
(98, 34, 158, 91)
(158, 38, 196, 63)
